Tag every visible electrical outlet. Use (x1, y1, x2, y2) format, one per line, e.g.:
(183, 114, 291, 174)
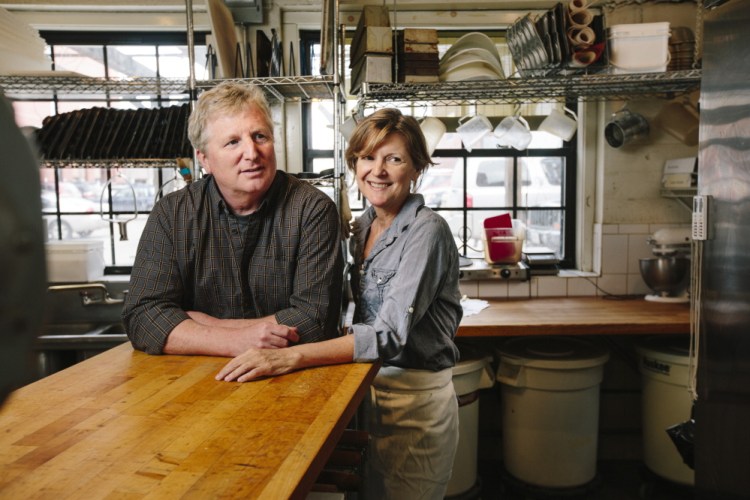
(692, 195, 709, 240)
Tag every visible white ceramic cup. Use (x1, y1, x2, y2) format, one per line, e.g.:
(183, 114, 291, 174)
(539, 107, 578, 142)
(420, 117, 447, 155)
(494, 115, 532, 150)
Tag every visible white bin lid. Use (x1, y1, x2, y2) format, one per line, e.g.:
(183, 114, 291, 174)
(454, 343, 495, 390)
(608, 22, 670, 37)
(45, 239, 103, 253)
(496, 336, 609, 370)
(636, 335, 691, 366)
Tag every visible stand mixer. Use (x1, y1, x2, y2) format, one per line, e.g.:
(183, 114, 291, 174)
(639, 228, 691, 302)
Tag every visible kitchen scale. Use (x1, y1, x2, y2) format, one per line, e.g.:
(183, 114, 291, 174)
(523, 251, 560, 276)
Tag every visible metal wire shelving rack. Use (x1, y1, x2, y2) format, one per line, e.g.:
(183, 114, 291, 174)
(0, 74, 336, 102)
(357, 69, 702, 109)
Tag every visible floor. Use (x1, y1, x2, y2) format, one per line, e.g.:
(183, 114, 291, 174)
(464, 459, 695, 500)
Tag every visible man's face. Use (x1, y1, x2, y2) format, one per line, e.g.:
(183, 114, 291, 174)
(196, 105, 276, 213)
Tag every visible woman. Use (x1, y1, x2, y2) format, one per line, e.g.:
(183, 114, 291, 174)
(217, 108, 463, 499)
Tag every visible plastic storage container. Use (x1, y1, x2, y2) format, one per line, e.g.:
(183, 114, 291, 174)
(447, 348, 494, 498)
(483, 220, 525, 265)
(608, 22, 671, 74)
(45, 240, 105, 282)
(495, 336, 610, 489)
(636, 335, 695, 486)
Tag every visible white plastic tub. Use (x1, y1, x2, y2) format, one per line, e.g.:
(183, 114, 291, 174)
(447, 348, 494, 497)
(636, 336, 695, 486)
(495, 336, 609, 488)
(45, 240, 104, 282)
(608, 22, 670, 74)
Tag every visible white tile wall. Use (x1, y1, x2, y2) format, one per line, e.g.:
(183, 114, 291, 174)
(465, 222, 691, 299)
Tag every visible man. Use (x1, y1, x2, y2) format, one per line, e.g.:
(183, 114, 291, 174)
(123, 81, 343, 358)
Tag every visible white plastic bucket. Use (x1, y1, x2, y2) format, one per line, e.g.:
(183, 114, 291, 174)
(636, 335, 695, 486)
(496, 336, 609, 488)
(608, 22, 670, 74)
(447, 350, 494, 497)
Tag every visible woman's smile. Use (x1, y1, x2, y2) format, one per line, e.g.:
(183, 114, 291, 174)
(355, 133, 418, 218)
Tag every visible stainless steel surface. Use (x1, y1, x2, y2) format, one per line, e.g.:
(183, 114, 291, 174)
(458, 259, 530, 281)
(35, 322, 127, 349)
(48, 283, 127, 306)
(696, 0, 750, 495)
(36, 282, 128, 380)
(639, 257, 689, 297)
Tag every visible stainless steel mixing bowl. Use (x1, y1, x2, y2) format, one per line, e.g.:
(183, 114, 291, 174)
(639, 256, 690, 296)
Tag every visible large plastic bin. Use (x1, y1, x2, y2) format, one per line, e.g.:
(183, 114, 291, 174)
(636, 335, 695, 486)
(496, 336, 609, 488)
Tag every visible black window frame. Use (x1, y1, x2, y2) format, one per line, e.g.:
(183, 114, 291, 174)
(35, 31, 207, 272)
(299, 29, 576, 268)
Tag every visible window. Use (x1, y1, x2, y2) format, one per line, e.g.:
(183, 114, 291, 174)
(14, 31, 208, 271)
(300, 30, 576, 267)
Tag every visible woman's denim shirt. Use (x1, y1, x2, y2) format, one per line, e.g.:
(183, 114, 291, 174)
(349, 194, 462, 371)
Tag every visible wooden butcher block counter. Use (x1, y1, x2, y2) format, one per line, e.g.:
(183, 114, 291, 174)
(0, 343, 378, 499)
(458, 296, 690, 337)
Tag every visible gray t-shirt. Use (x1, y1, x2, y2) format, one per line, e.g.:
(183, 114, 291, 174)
(349, 194, 462, 371)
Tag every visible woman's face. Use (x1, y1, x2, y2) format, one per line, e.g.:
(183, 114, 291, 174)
(355, 132, 419, 217)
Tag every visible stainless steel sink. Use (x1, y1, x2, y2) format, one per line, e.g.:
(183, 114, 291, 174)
(34, 281, 130, 380)
(34, 322, 129, 379)
(36, 322, 128, 348)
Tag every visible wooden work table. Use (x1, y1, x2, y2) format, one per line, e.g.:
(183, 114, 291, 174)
(0, 343, 378, 499)
(458, 296, 690, 337)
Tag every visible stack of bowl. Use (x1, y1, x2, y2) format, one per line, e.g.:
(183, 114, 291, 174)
(439, 32, 505, 82)
(668, 26, 696, 71)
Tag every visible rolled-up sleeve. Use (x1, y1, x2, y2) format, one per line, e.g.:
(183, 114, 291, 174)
(122, 200, 191, 354)
(351, 212, 461, 369)
(274, 194, 344, 343)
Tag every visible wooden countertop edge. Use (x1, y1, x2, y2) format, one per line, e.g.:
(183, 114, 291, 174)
(457, 323, 689, 337)
(284, 360, 380, 500)
(456, 296, 690, 337)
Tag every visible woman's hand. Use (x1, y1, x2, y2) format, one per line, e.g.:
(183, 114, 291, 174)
(215, 347, 303, 382)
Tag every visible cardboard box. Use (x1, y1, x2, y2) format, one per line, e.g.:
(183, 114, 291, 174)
(662, 157, 697, 188)
(356, 5, 390, 30)
(350, 27, 393, 66)
(399, 74, 440, 83)
(46, 239, 105, 283)
(402, 28, 438, 44)
(350, 54, 392, 94)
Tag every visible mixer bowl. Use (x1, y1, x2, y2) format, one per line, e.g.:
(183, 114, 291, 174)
(639, 256, 690, 296)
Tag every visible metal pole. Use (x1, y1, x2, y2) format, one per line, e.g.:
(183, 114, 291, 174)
(184, 0, 199, 180)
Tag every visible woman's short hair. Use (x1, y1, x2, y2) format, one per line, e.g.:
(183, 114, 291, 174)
(187, 81, 273, 152)
(345, 108, 434, 177)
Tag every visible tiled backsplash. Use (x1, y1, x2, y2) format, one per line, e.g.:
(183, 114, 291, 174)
(460, 222, 691, 299)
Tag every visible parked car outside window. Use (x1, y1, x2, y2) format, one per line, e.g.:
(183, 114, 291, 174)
(41, 191, 109, 240)
(108, 182, 157, 213)
(441, 157, 564, 257)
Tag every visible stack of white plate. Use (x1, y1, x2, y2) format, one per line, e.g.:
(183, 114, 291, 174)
(0, 7, 51, 75)
(439, 32, 505, 82)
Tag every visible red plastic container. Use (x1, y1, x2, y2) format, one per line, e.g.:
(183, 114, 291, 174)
(483, 227, 523, 264)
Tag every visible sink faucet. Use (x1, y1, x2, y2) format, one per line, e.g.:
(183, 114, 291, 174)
(47, 283, 128, 306)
